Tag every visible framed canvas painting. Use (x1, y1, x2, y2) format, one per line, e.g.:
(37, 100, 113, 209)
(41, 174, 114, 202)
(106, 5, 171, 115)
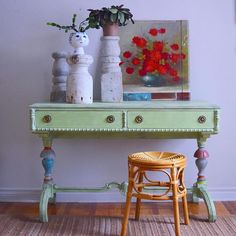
(118, 20, 189, 101)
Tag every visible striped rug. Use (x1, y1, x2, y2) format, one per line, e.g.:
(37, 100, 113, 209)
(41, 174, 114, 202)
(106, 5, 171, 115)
(0, 215, 235, 235)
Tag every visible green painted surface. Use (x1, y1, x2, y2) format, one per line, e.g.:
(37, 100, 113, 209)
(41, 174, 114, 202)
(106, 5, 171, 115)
(39, 182, 128, 222)
(35, 110, 123, 129)
(30, 101, 219, 109)
(127, 111, 214, 129)
(30, 101, 219, 134)
(29, 100, 220, 222)
(192, 181, 217, 222)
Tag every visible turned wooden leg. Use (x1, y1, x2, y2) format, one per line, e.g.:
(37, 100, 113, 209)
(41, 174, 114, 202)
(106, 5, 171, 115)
(194, 140, 209, 183)
(40, 146, 55, 183)
(135, 170, 144, 220)
(193, 137, 217, 222)
(40, 136, 55, 183)
(39, 136, 56, 222)
(192, 138, 209, 204)
(171, 167, 180, 236)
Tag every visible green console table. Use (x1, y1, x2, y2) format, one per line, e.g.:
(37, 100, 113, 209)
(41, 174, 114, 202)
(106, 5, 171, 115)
(30, 101, 219, 222)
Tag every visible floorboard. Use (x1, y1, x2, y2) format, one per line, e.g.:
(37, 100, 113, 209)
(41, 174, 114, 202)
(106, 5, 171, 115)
(0, 201, 234, 217)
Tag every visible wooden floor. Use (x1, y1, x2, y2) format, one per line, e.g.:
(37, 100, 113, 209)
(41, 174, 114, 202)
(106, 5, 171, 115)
(0, 201, 235, 218)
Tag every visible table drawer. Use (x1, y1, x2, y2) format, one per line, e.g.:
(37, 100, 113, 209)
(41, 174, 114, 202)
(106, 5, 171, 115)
(34, 110, 123, 130)
(127, 111, 215, 129)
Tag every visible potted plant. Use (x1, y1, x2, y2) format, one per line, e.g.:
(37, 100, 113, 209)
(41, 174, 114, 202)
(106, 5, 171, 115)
(47, 14, 89, 54)
(85, 5, 134, 36)
(47, 14, 89, 33)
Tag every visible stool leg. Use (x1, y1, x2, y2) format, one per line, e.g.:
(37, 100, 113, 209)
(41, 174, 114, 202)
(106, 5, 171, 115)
(182, 194, 190, 225)
(121, 166, 135, 236)
(180, 168, 189, 225)
(171, 167, 180, 236)
(135, 170, 144, 220)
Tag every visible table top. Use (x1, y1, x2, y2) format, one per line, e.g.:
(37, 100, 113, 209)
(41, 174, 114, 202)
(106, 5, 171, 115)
(30, 101, 220, 110)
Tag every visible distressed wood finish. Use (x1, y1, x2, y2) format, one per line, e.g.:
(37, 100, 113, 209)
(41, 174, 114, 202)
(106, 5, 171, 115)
(29, 101, 220, 222)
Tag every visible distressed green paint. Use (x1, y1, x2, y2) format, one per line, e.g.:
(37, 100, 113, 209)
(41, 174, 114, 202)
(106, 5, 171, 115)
(192, 181, 217, 222)
(30, 101, 219, 133)
(29, 101, 220, 222)
(39, 182, 128, 222)
(127, 111, 214, 129)
(35, 111, 123, 130)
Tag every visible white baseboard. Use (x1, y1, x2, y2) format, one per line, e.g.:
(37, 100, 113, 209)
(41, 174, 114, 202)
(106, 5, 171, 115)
(0, 187, 235, 202)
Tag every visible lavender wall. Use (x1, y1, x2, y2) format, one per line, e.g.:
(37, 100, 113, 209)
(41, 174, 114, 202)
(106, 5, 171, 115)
(0, 0, 235, 201)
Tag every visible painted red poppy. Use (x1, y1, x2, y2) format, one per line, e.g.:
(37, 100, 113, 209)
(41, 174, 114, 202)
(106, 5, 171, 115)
(138, 69, 147, 76)
(132, 36, 140, 44)
(153, 41, 164, 51)
(159, 28, 166, 34)
(126, 67, 134, 74)
(132, 36, 147, 48)
(157, 64, 168, 75)
(161, 52, 169, 60)
(123, 51, 132, 58)
(170, 53, 179, 63)
(170, 68, 178, 77)
(170, 44, 179, 51)
(150, 50, 162, 61)
(149, 28, 158, 36)
(132, 57, 141, 65)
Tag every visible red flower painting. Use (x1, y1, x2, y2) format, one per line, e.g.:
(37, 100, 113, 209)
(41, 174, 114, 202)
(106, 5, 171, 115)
(120, 27, 186, 82)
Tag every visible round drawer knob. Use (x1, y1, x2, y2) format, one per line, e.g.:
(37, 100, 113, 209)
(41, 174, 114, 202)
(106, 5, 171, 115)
(198, 115, 206, 124)
(106, 115, 115, 123)
(42, 115, 52, 123)
(135, 115, 143, 124)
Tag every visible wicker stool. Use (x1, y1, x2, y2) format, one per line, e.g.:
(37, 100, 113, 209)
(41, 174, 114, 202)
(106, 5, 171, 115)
(121, 152, 189, 236)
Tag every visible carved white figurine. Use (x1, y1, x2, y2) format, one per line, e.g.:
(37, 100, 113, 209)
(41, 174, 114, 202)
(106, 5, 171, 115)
(69, 32, 89, 55)
(47, 16, 93, 103)
(66, 32, 93, 104)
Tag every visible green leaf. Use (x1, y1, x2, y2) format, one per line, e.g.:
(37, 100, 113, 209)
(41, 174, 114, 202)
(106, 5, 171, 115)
(109, 8, 118, 14)
(110, 14, 118, 23)
(72, 14, 76, 25)
(118, 12, 125, 24)
(121, 8, 130, 12)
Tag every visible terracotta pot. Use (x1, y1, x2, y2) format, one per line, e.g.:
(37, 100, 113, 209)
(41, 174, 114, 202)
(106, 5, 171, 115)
(102, 23, 119, 36)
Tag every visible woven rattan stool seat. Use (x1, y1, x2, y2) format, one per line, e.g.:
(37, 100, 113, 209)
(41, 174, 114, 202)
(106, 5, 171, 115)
(121, 151, 189, 236)
(128, 151, 186, 167)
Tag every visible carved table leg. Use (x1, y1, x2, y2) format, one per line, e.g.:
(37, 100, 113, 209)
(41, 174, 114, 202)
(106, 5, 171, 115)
(39, 136, 56, 222)
(192, 136, 216, 222)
